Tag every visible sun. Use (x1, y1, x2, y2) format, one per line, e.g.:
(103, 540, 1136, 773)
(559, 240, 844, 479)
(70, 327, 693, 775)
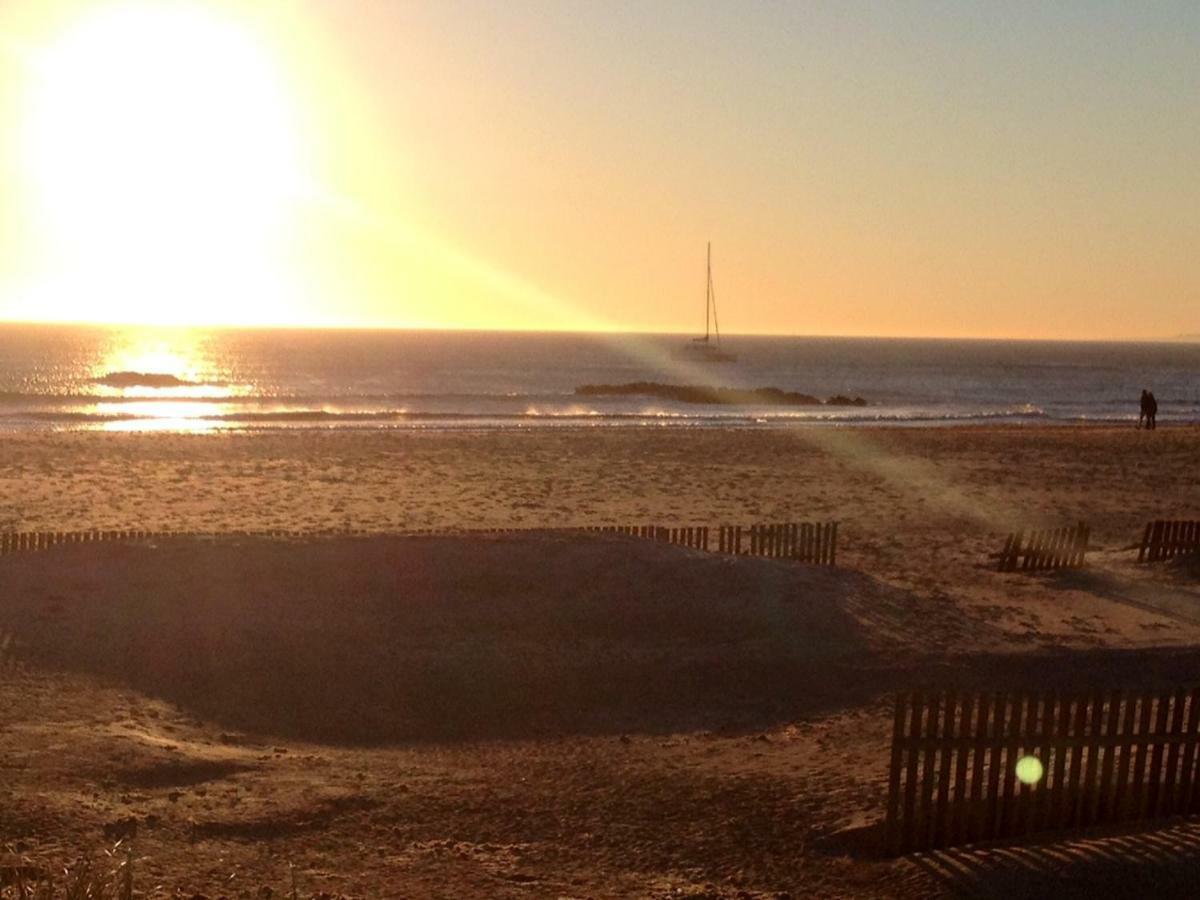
(18, 2, 308, 325)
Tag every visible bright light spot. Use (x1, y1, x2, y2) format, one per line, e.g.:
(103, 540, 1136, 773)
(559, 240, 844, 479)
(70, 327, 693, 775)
(19, 3, 307, 324)
(1015, 755, 1044, 785)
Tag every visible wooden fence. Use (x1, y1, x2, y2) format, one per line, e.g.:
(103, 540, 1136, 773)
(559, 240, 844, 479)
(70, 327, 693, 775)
(1138, 520, 1200, 563)
(0, 530, 154, 553)
(997, 522, 1089, 572)
(716, 522, 837, 565)
(0, 529, 363, 555)
(885, 687, 1200, 855)
(586, 521, 837, 565)
(1, 522, 839, 566)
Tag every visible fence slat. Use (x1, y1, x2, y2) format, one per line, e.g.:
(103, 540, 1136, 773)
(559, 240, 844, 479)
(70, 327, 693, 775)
(1022, 531, 1036, 570)
(1012, 696, 1041, 835)
(1113, 692, 1138, 820)
(1048, 696, 1073, 831)
(1030, 694, 1055, 834)
(1147, 691, 1173, 818)
(1096, 689, 1122, 823)
(951, 693, 974, 846)
(967, 693, 991, 844)
(998, 534, 1014, 571)
(1065, 697, 1089, 827)
(933, 692, 956, 848)
(1131, 692, 1155, 820)
(1162, 688, 1187, 817)
(1178, 689, 1200, 816)
(917, 694, 942, 851)
(902, 692, 924, 854)
(886, 693, 908, 855)
(983, 693, 1007, 841)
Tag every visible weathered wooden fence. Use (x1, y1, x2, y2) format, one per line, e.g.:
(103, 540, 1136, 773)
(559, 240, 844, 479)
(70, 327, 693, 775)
(997, 522, 1089, 572)
(585, 524, 709, 548)
(0, 530, 153, 553)
(715, 522, 837, 565)
(1, 522, 839, 565)
(886, 687, 1200, 855)
(1138, 520, 1200, 563)
(586, 521, 837, 565)
(0, 529, 346, 554)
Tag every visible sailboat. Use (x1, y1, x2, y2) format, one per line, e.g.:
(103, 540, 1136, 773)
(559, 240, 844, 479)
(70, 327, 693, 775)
(677, 242, 737, 363)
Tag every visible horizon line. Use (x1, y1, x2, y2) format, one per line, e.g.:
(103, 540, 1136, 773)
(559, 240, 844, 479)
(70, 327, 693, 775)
(0, 317, 1196, 345)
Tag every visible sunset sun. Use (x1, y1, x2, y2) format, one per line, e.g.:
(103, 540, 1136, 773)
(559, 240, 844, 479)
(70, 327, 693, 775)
(18, 2, 306, 325)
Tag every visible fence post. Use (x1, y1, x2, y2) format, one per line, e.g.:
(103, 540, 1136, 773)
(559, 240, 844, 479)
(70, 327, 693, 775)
(934, 691, 957, 848)
(1180, 689, 1200, 815)
(1160, 688, 1187, 818)
(886, 693, 908, 856)
(1137, 522, 1153, 563)
(901, 692, 925, 854)
(951, 693, 974, 846)
(1152, 521, 1165, 562)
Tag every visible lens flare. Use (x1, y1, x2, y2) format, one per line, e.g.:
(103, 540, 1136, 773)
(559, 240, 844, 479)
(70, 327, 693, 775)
(1015, 755, 1044, 786)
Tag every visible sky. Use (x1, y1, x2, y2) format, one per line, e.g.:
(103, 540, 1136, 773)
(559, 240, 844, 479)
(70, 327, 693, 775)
(0, 0, 1196, 338)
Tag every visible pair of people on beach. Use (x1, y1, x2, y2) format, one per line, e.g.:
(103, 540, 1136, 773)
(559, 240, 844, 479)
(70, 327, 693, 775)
(1139, 389, 1158, 430)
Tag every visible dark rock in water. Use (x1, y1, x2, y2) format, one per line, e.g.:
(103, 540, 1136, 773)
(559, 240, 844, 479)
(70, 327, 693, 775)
(574, 382, 866, 408)
(94, 371, 196, 388)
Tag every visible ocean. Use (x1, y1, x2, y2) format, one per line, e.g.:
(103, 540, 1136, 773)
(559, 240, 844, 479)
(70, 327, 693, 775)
(0, 324, 1197, 431)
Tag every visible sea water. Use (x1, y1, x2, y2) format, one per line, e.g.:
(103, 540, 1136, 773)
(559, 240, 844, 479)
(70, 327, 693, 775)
(0, 324, 1197, 431)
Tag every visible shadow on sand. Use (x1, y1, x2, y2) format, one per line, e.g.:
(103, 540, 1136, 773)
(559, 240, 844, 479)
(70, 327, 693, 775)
(4, 534, 1200, 746)
(912, 817, 1200, 899)
(820, 812, 1200, 898)
(1046, 565, 1200, 626)
(0, 533, 897, 743)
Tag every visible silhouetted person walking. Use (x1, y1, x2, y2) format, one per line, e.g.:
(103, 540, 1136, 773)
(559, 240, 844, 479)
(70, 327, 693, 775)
(1147, 391, 1158, 430)
(1139, 390, 1151, 428)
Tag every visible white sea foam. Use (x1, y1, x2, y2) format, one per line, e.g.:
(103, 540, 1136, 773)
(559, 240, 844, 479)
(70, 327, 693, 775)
(0, 325, 1197, 432)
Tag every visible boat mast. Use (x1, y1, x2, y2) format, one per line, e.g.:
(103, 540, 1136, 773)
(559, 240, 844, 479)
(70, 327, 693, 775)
(704, 242, 712, 342)
(708, 242, 721, 348)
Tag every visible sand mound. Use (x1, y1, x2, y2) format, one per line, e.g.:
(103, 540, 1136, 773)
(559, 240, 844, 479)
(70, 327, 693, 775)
(0, 533, 876, 741)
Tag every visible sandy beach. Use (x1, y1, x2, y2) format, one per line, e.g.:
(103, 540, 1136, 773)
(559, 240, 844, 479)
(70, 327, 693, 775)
(3, 0, 1195, 891)
(4, 423, 1200, 897)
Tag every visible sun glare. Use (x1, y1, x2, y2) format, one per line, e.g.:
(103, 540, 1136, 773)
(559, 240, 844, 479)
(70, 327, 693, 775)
(18, 3, 306, 325)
